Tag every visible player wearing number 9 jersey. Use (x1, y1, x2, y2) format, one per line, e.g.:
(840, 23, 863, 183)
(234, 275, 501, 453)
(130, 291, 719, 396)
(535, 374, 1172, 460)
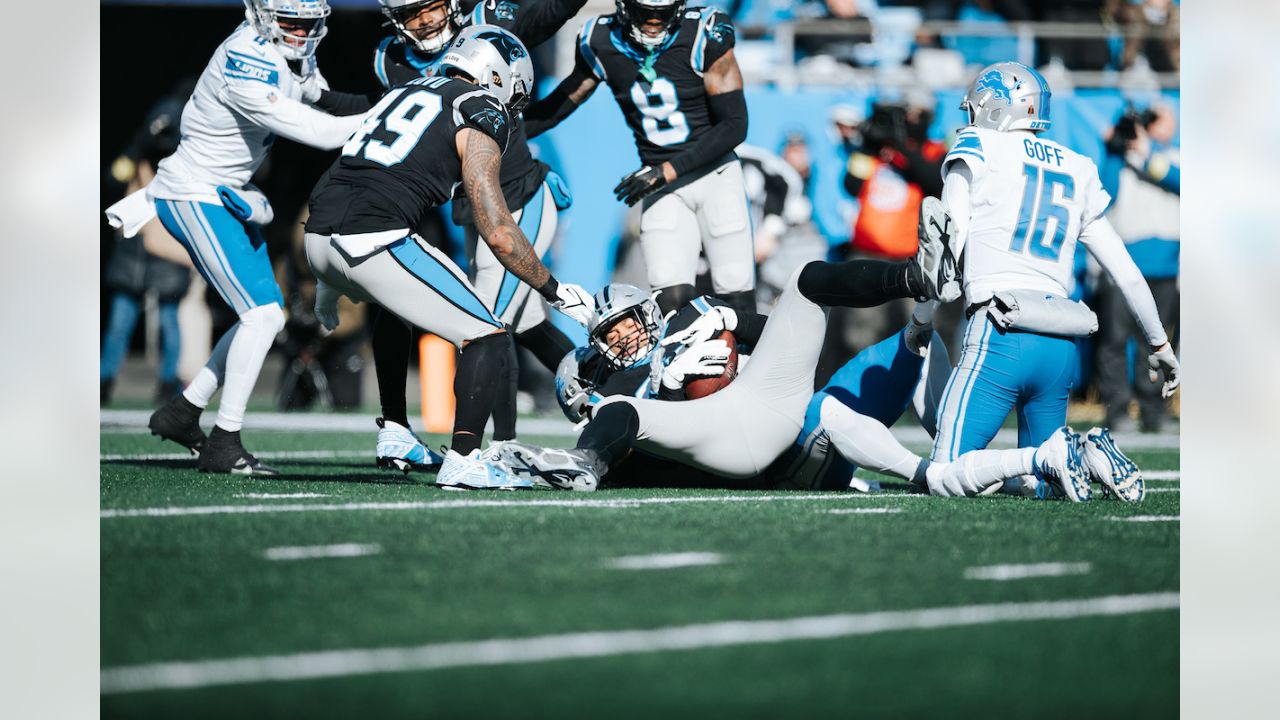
(524, 0, 755, 318)
(929, 61, 1179, 502)
(304, 27, 596, 490)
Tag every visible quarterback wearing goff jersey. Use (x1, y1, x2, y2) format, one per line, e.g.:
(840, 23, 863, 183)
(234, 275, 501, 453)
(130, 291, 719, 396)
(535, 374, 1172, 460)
(929, 62, 1180, 501)
(142, 0, 364, 475)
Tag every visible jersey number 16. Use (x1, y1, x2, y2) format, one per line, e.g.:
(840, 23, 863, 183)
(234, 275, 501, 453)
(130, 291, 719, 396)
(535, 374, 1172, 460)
(1010, 162, 1075, 261)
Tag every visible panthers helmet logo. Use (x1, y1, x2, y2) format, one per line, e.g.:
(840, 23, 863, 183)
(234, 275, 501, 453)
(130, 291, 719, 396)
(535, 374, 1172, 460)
(475, 29, 526, 63)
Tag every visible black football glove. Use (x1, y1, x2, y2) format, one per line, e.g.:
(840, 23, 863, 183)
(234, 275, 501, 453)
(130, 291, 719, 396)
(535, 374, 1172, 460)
(613, 165, 667, 206)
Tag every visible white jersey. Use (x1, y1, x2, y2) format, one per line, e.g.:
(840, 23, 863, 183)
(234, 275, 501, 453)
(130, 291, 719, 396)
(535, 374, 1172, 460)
(942, 127, 1111, 304)
(149, 22, 362, 203)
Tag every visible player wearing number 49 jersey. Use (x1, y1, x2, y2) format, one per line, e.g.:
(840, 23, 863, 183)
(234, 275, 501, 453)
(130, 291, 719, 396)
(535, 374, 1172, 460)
(304, 27, 595, 490)
(525, 0, 755, 317)
(929, 61, 1179, 502)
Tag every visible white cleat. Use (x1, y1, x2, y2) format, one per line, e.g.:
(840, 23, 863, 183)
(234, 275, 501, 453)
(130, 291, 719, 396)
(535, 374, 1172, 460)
(915, 196, 961, 303)
(1081, 427, 1144, 503)
(435, 449, 532, 491)
(375, 417, 443, 474)
(1032, 427, 1091, 502)
(494, 441, 601, 492)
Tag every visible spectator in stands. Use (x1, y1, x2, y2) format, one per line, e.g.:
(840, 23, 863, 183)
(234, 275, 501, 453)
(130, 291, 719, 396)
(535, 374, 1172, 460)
(1095, 101, 1180, 432)
(1036, 0, 1112, 71)
(1113, 0, 1179, 72)
(101, 91, 193, 404)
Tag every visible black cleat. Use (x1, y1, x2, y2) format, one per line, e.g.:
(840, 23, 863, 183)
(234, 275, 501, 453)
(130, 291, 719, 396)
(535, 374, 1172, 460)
(198, 426, 280, 476)
(148, 395, 207, 455)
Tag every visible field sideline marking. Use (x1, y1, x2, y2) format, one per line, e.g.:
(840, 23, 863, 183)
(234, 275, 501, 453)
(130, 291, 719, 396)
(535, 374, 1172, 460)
(964, 562, 1091, 581)
(823, 508, 903, 515)
(1109, 515, 1180, 523)
(604, 552, 724, 570)
(236, 493, 330, 500)
(100, 493, 923, 519)
(99, 591, 1178, 695)
(263, 544, 381, 561)
(101, 450, 367, 462)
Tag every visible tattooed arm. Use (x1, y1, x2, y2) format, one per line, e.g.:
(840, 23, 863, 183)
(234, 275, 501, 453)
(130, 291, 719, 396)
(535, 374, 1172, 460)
(456, 127, 558, 300)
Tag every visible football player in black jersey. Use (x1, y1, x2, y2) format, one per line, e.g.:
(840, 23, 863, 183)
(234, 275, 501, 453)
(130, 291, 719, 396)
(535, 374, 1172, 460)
(304, 27, 595, 490)
(311, 0, 588, 473)
(524, 0, 755, 319)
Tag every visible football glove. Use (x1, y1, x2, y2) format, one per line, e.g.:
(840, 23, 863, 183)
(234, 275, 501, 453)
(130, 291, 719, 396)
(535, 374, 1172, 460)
(216, 184, 275, 225)
(1147, 342, 1180, 398)
(659, 306, 738, 348)
(552, 282, 595, 326)
(614, 166, 667, 206)
(659, 339, 731, 391)
(314, 280, 341, 333)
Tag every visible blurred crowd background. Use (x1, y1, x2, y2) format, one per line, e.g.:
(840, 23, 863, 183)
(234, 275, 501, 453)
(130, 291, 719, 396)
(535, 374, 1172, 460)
(101, 0, 1180, 433)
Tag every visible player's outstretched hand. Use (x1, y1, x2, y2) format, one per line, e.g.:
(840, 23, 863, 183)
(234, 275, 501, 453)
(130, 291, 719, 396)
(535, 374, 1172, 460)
(614, 166, 667, 206)
(660, 339, 731, 390)
(314, 280, 341, 333)
(1147, 342, 1180, 398)
(553, 282, 595, 326)
(660, 306, 738, 348)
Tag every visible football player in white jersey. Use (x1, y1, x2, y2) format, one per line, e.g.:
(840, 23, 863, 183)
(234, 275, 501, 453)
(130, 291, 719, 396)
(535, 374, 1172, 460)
(140, 0, 365, 475)
(927, 61, 1180, 502)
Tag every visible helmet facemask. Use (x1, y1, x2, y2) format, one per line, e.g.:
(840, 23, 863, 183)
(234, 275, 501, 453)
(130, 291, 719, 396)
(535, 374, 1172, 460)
(616, 0, 686, 49)
(591, 308, 660, 369)
(383, 0, 461, 54)
(247, 1, 331, 61)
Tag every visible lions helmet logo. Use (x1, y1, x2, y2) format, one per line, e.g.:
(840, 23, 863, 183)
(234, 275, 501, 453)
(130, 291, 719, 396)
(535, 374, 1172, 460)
(975, 69, 1015, 104)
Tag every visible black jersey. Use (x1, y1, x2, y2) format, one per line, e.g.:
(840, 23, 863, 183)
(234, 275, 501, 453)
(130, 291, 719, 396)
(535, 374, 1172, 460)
(306, 76, 511, 236)
(371, 0, 586, 224)
(575, 8, 736, 166)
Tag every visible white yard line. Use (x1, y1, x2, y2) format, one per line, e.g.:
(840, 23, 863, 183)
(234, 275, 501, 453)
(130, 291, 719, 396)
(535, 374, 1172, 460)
(235, 489, 332, 497)
(823, 508, 903, 515)
(604, 553, 725, 570)
(1109, 515, 1180, 523)
(1144, 471, 1180, 480)
(964, 562, 1091, 581)
(100, 493, 914, 520)
(1145, 488, 1179, 494)
(262, 544, 381, 561)
(101, 450, 368, 462)
(99, 591, 1178, 695)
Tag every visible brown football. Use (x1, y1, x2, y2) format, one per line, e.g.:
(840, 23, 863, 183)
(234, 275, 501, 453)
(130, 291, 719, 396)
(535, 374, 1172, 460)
(684, 330, 739, 399)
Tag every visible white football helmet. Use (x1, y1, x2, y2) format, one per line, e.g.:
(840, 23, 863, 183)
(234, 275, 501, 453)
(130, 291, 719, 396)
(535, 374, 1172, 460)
(588, 284, 663, 369)
(438, 25, 534, 113)
(380, 0, 462, 54)
(244, 0, 330, 61)
(960, 61, 1052, 133)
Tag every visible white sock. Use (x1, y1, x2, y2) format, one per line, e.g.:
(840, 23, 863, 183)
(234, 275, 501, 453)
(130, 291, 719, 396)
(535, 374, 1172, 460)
(927, 448, 1035, 497)
(819, 398, 922, 480)
(215, 304, 285, 432)
(182, 323, 240, 408)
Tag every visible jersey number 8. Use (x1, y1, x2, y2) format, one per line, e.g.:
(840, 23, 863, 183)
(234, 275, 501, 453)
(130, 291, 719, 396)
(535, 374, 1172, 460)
(631, 78, 689, 147)
(1010, 162, 1075, 261)
(343, 88, 442, 167)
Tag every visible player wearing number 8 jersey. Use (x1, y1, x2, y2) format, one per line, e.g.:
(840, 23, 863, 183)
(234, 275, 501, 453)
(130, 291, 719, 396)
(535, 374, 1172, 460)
(525, 1, 755, 317)
(929, 61, 1180, 502)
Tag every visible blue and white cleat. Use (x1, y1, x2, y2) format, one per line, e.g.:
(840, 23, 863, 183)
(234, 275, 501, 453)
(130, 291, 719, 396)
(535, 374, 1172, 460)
(375, 417, 444, 474)
(435, 448, 532, 490)
(1032, 427, 1092, 502)
(493, 441, 601, 492)
(1081, 427, 1145, 503)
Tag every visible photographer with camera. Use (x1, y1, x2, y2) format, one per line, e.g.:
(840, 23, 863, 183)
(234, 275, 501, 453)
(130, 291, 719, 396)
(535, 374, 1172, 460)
(1095, 102, 1180, 433)
(842, 89, 946, 261)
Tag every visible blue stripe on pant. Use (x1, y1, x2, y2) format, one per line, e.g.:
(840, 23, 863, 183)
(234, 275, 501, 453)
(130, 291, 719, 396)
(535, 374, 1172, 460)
(155, 199, 282, 314)
(930, 312, 1079, 461)
(491, 183, 547, 318)
(387, 236, 502, 328)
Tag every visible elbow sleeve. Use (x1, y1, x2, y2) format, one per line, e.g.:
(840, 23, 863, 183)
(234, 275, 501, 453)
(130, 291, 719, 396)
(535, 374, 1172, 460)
(669, 89, 746, 177)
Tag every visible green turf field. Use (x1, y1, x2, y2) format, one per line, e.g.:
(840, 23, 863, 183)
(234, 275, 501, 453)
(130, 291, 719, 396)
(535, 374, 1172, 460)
(101, 426, 1179, 718)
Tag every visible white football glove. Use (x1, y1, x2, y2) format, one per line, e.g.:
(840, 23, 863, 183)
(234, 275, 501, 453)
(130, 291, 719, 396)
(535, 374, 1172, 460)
(659, 339, 731, 391)
(659, 306, 738, 348)
(552, 282, 595, 326)
(298, 67, 328, 104)
(1147, 342, 1180, 398)
(314, 280, 341, 333)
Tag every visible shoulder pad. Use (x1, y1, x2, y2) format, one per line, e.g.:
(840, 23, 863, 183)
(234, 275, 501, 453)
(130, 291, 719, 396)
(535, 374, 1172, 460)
(373, 36, 396, 89)
(577, 16, 609, 81)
